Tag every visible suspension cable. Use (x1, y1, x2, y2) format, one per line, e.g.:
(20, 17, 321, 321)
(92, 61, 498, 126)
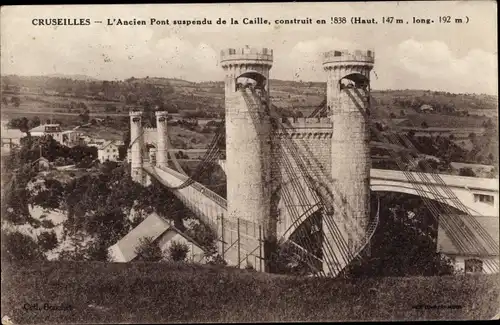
(344, 87, 498, 272)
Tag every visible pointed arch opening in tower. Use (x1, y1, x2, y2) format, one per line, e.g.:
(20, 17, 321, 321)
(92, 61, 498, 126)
(339, 73, 369, 91)
(235, 71, 267, 92)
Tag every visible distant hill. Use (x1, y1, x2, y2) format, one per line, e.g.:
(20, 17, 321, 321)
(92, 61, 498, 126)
(124, 77, 194, 87)
(1, 75, 497, 121)
(45, 74, 99, 81)
(1, 74, 99, 82)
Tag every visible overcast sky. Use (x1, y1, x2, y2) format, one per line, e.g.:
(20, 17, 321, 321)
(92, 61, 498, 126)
(1, 2, 497, 95)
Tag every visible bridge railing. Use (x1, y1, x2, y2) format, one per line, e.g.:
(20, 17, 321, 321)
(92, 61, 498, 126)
(144, 163, 265, 267)
(153, 164, 228, 209)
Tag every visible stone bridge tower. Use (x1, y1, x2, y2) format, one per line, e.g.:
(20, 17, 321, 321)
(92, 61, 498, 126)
(323, 49, 375, 273)
(155, 111, 169, 169)
(129, 110, 144, 184)
(219, 46, 274, 243)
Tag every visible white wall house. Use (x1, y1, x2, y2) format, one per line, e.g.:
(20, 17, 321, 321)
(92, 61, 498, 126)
(437, 214, 499, 274)
(29, 124, 82, 147)
(108, 213, 207, 263)
(97, 140, 121, 162)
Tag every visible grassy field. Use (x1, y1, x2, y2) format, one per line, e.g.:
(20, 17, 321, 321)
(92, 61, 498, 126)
(77, 125, 125, 141)
(397, 113, 493, 129)
(1, 261, 499, 323)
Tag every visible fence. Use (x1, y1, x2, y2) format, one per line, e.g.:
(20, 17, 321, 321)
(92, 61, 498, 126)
(215, 214, 266, 272)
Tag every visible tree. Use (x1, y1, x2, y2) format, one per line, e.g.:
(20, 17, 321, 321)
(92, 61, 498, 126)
(29, 178, 65, 210)
(168, 241, 189, 262)
(11, 96, 21, 107)
(185, 222, 217, 255)
(341, 193, 455, 278)
(69, 145, 97, 163)
(2, 163, 38, 225)
(1, 231, 46, 263)
(37, 231, 59, 252)
(136, 179, 189, 230)
(84, 208, 130, 246)
(123, 124, 131, 149)
(99, 160, 119, 175)
(18, 117, 30, 134)
(28, 116, 41, 130)
(2, 97, 8, 106)
(421, 121, 429, 128)
(79, 108, 90, 124)
(134, 236, 164, 262)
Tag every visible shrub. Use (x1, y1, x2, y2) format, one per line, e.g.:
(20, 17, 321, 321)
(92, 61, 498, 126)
(29, 217, 42, 229)
(1, 231, 46, 262)
(207, 254, 227, 266)
(41, 219, 55, 229)
(168, 241, 189, 262)
(245, 263, 255, 271)
(37, 231, 59, 252)
(85, 239, 110, 262)
(54, 157, 67, 166)
(134, 236, 163, 262)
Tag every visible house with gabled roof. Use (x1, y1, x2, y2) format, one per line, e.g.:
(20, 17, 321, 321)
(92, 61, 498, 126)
(97, 140, 121, 162)
(437, 215, 499, 274)
(108, 213, 207, 263)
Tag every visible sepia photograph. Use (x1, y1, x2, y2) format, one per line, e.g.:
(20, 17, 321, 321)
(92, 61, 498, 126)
(1, 1, 498, 323)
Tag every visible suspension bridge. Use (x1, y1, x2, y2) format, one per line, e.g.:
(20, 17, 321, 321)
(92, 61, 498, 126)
(115, 46, 499, 277)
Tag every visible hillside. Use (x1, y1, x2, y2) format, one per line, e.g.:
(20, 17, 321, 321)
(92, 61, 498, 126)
(1, 261, 499, 323)
(1, 74, 497, 168)
(45, 74, 99, 81)
(2, 75, 497, 118)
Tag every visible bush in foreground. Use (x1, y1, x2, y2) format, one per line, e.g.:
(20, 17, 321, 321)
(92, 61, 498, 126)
(1, 231, 46, 262)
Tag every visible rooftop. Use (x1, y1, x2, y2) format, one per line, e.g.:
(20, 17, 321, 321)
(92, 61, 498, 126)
(108, 213, 205, 262)
(1, 128, 26, 139)
(97, 140, 122, 150)
(29, 124, 61, 133)
(438, 215, 499, 256)
(109, 213, 172, 262)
